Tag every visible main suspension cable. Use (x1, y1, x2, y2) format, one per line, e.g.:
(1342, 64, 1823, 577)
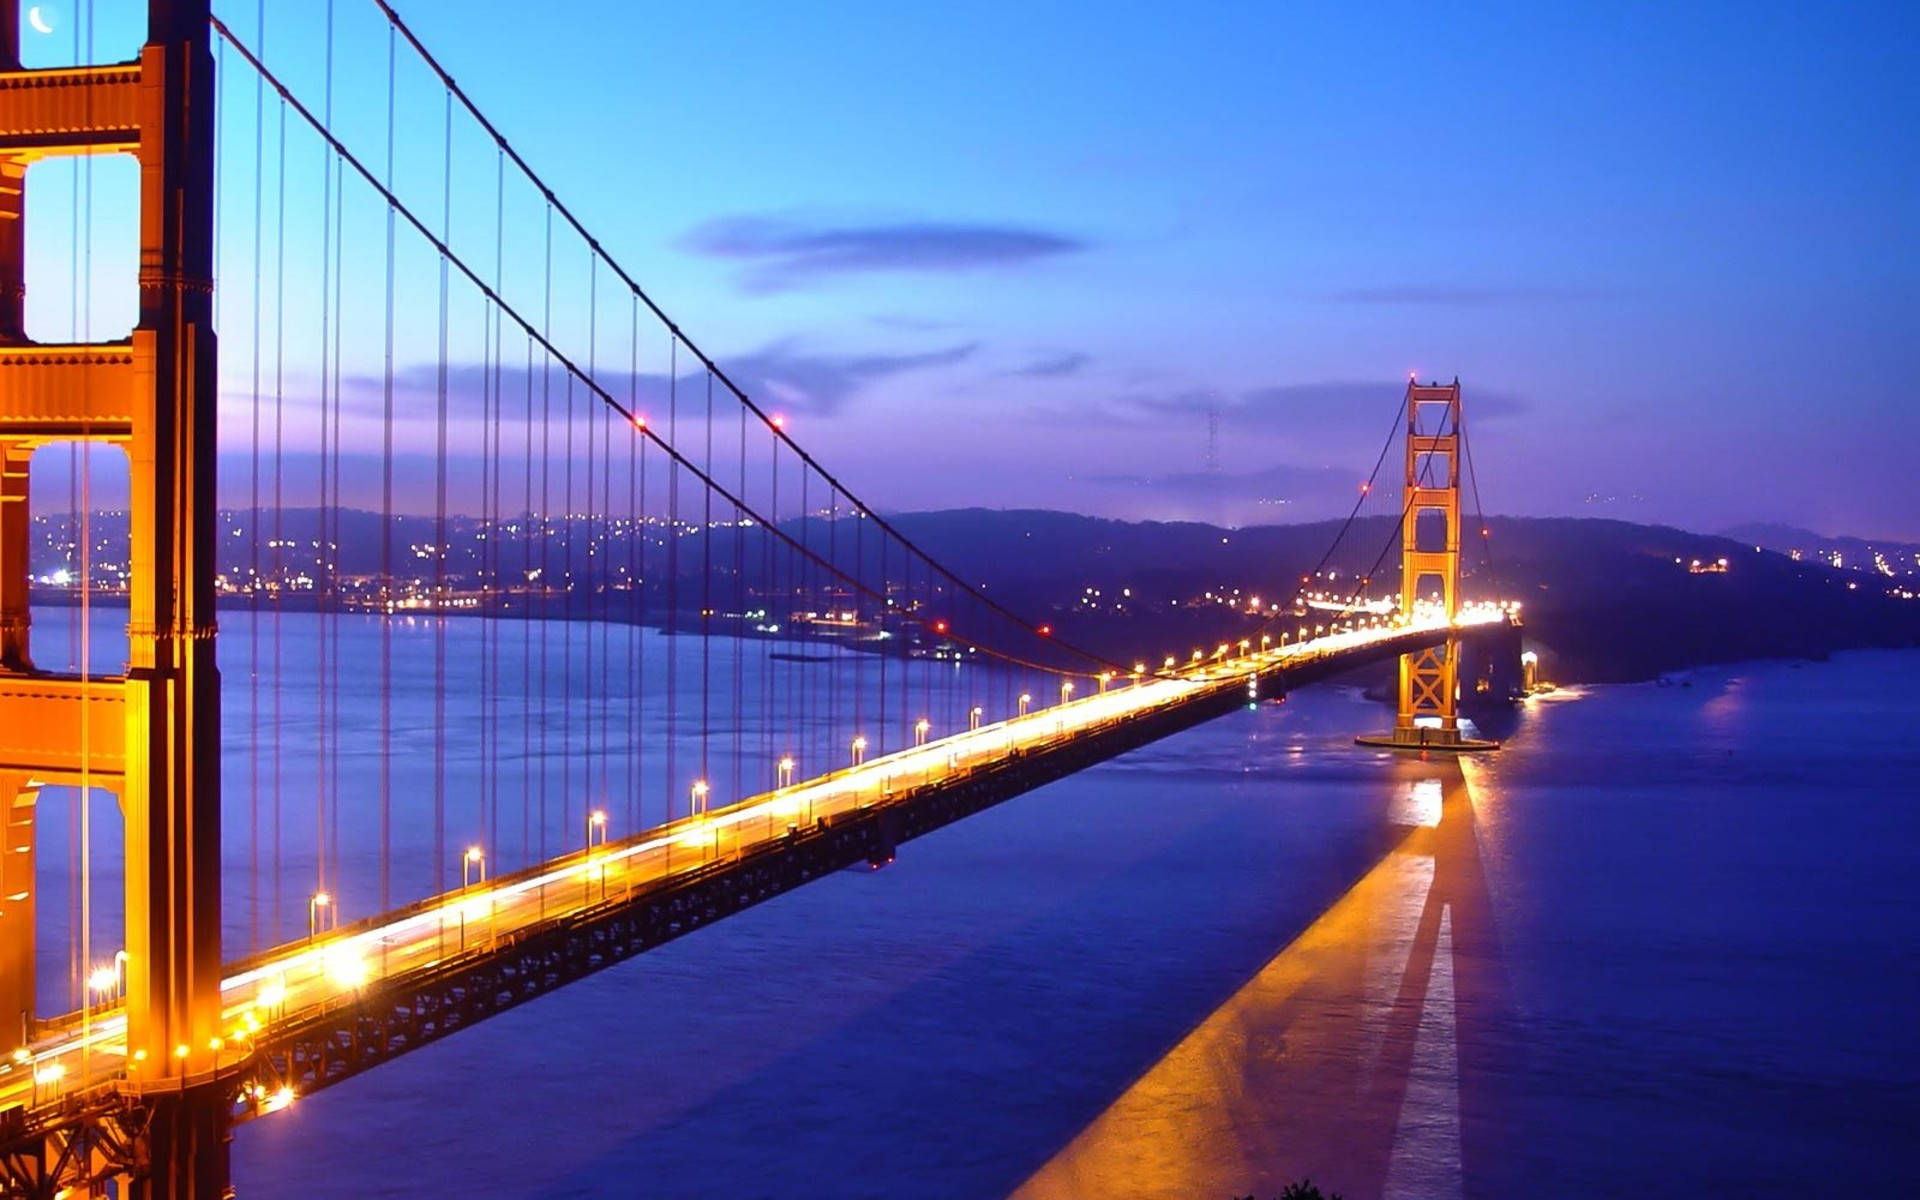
(215, 14, 1114, 684)
(363, 0, 1123, 675)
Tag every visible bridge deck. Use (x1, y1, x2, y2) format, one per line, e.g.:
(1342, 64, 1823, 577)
(1, 618, 1494, 1138)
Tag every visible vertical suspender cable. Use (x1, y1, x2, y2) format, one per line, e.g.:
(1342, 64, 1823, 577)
(476, 183, 493, 873)
(1461, 413, 1500, 596)
(756, 418, 771, 787)
(878, 531, 888, 756)
(665, 341, 678, 819)
(829, 484, 839, 771)
(796, 465, 809, 781)
(562, 371, 575, 850)
(272, 77, 287, 942)
(627, 295, 640, 831)
(378, 22, 398, 917)
(628, 298, 640, 830)
(636, 396, 648, 830)
(600, 342, 613, 822)
(315, 0, 334, 902)
(734, 404, 745, 801)
(328, 56, 345, 884)
(849, 492, 858, 751)
(434, 87, 453, 895)
(583, 260, 598, 830)
(488, 147, 506, 863)
(247, 0, 263, 952)
(537, 204, 553, 861)
(590, 263, 607, 823)
(522, 337, 535, 866)
(700, 371, 712, 796)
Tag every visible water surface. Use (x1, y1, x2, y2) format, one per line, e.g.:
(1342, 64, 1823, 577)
(28, 609, 1919, 1195)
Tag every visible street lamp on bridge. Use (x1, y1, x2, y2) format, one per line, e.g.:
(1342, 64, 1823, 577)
(1018, 693, 1031, 716)
(463, 846, 486, 888)
(588, 809, 609, 850)
(915, 718, 931, 745)
(1060, 681, 1074, 704)
(86, 950, 128, 1011)
(970, 705, 983, 730)
(778, 756, 795, 788)
(850, 736, 867, 766)
(308, 892, 331, 942)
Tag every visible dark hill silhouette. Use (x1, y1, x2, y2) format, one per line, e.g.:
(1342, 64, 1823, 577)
(31, 507, 1919, 684)
(881, 510, 1920, 683)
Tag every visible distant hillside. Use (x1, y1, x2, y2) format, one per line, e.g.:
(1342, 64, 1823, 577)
(30, 506, 1919, 684)
(1721, 522, 1920, 575)
(884, 510, 1920, 683)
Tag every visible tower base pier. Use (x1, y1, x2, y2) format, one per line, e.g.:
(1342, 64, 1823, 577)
(1355, 725, 1498, 753)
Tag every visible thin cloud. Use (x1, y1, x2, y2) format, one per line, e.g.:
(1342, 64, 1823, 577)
(356, 339, 979, 421)
(1005, 351, 1090, 379)
(1127, 380, 1528, 427)
(1079, 461, 1369, 525)
(869, 313, 960, 332)
(682, 215, 1087, 292)
(1327, 284, 1610, 306)
(720, 339, 978, 414)
(1021, 380, 1527, 448)
(1235, 381, 1528, 424)
(1085, 462, 1351, 495)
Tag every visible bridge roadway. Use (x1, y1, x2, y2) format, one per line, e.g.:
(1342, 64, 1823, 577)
(1, 613, 1502, 1141)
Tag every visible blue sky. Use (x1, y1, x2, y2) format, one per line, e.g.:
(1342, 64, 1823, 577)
(18, 0, 1920, 537)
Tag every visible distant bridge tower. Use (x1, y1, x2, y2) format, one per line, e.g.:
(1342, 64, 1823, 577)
(1359, 379, 1496, 753)
(0, 0, 227, 1194)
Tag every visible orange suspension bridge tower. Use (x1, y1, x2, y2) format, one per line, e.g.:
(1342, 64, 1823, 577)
(0, 0, 229, 1193)
(1359, 379, 1498, 753)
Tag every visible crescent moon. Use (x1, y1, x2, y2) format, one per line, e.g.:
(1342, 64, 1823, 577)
(28, 7, 55, 36)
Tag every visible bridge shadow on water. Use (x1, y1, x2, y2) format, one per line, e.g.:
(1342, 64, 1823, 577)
(1012, 761, 1516, 1200)
(499, 729, 1520, 1200)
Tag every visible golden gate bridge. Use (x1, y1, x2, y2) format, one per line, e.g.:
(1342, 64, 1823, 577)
(0, 3, 1516, 1194)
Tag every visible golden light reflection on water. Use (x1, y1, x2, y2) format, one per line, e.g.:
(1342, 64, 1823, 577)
(1015, 762, 1505, 1200)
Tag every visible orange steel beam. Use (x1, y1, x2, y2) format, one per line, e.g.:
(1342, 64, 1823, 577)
(0, 0, 226, 1194)
(1394, 382, 1465, 742)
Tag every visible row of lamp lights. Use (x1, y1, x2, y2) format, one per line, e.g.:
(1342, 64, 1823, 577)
(45, 630, 1381, 1097)
(281, 630, 1379, 968)
(274, 647, 1378, 1005)
(27, 644, 1363, 1107)
(33, 949, 295, 1104)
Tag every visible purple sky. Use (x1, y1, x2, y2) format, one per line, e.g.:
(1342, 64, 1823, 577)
(18, 1, 1920, 539)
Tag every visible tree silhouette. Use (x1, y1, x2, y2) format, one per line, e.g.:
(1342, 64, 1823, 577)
(1231, 1182, 1345, 1200)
